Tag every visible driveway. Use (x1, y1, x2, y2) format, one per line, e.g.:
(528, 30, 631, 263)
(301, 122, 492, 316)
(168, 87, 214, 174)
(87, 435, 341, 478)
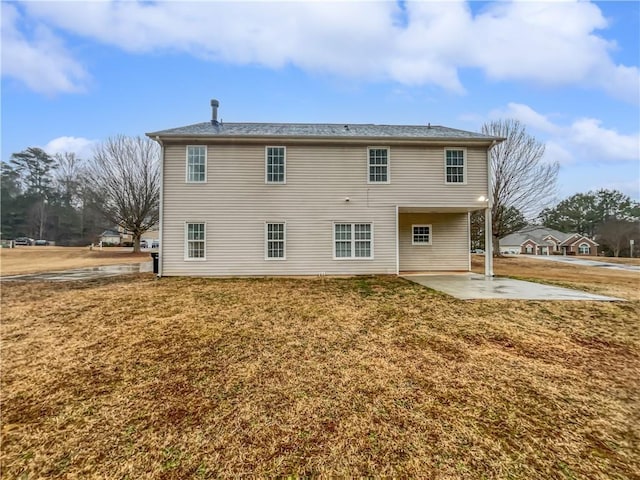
(403, 273, 622, 301)
(0, 261, 153, 282)
(512, 255, 640, 272)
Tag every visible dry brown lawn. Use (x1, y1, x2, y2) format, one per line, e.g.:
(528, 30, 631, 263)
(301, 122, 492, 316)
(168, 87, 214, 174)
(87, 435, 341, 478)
(1, 260, 639, 478)
(0, 246, 149, 276)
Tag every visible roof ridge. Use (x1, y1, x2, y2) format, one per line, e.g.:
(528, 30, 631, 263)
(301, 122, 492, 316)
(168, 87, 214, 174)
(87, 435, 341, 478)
(184, 121, 460, 128)
(147, 122, 501, 140)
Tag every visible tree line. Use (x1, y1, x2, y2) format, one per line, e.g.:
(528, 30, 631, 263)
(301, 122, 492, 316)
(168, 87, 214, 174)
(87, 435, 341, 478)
(1, 136, 159, 252)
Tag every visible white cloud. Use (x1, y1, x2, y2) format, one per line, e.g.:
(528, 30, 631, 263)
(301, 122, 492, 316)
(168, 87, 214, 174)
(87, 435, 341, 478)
(1, 3, 89, 95)
(43, 136, 96, 159)
(568, 118, 640, 162)
(489, 102, 640, 164)
(5, 0, 637, 102)
(543, 141, 575, 166)
(467, 1, 640, 103)
(491, 103, 560, 134)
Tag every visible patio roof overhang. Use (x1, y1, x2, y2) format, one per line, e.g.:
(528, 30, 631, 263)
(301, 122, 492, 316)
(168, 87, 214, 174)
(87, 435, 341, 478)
(398, 205, 486, 214)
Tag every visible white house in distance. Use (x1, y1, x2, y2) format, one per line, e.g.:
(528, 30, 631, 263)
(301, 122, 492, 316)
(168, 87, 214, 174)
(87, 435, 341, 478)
(499, 226, 599, 256)
(98, 229, 121, 246)
(146, 100, 502, 277)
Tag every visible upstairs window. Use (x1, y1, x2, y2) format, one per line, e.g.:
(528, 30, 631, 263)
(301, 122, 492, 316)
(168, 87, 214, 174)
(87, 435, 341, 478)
(334, 223, 373, 259)
(445, 148, 465, 184)
(368, 147, 389, 183)
(185, 223, 205, 260)
(266, 223, 286, 260)
(186, 146, 206, 183)
(412, 225, 432, 245)
(266, 146, 286, 183)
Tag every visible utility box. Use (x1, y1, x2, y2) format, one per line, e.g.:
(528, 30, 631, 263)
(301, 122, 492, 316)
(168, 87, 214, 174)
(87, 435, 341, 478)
(150, 252, 159, 274)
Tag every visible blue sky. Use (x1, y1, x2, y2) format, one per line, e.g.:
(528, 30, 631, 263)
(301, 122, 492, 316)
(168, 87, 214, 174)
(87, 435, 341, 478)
(2, 0, 639, 205)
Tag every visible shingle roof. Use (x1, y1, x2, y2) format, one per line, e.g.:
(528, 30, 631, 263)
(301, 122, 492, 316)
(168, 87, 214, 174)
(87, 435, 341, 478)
(147, 122, 499, 141)
(500, 226, 578, 246)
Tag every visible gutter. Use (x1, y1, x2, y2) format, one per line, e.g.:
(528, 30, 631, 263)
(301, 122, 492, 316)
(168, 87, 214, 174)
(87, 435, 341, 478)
(145, 133, 499, 148)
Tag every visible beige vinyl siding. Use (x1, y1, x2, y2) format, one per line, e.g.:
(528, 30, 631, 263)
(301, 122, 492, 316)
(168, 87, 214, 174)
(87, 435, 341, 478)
(399, 213, 469, 271)
(161, 143, 487, 276)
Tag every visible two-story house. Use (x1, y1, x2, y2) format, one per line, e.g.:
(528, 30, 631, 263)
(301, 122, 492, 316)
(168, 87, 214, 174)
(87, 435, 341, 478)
(147, 100, 500, 277)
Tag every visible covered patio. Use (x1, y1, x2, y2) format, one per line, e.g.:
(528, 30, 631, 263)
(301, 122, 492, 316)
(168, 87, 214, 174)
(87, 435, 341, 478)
(396, 204, 493, 276)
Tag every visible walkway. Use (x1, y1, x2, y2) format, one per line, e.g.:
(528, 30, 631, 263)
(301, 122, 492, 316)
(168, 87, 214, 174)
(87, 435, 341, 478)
(403, 273, 622, 301)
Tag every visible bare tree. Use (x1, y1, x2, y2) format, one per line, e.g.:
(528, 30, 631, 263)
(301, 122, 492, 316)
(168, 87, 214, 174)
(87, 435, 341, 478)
(597, 219, 639, 257)
(87, 135, 160, 252)
(54, 152, 85, 209)
(471, 206, 526, 251)
(482, 119, 559, 255)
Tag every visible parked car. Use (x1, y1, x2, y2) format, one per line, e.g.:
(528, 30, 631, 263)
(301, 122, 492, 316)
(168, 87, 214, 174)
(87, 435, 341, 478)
(140, 239, 148, 249)
(14, 237, 34, 246)
(34, 239, 48, 246)
(151, 240, 159, 249)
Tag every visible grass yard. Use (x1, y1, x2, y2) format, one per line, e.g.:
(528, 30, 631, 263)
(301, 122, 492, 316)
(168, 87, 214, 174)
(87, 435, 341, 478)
(1, 260, 639, 478)
(0, 246, 149, 276)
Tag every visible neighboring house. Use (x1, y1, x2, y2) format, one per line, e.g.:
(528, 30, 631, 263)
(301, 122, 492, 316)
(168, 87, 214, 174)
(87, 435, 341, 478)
(499, 226, 598, 256)
(141, 228, 159, 244)
(99, 226, 136, 246)
(146, 99, 501, 277)
(99, 229, 121, 245)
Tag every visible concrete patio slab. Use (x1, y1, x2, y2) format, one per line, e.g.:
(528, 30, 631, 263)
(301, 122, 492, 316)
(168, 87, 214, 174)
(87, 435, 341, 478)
(402, 273, 622, 301)
(0, 262, 153, 282)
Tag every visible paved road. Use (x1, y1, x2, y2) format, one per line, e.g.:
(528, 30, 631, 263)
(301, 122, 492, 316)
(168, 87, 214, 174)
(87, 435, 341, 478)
(1, 261, 153, 282)
(514, 255, 640, 272)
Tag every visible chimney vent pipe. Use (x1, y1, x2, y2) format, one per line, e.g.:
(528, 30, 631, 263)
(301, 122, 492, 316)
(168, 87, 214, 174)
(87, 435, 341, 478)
(211, 99, 219, 125)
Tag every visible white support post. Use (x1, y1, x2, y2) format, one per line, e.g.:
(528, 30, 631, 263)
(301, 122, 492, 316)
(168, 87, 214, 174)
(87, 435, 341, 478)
(484, 207, 494, 277)
(395, 205, 400, 275)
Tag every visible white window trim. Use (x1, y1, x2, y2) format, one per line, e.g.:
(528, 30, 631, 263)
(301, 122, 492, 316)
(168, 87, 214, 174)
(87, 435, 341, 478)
(332, 222, 374, 260)
(578, 242, 590, 254)
(265, 146, 287, 184)
(184, 222, 206, 261)
(264, 222, 287, 261)
(367, 146, 391, 184)
(186, 145, 207, 183)
(444, 147, 467, 185)
(411, 224, 432, 245)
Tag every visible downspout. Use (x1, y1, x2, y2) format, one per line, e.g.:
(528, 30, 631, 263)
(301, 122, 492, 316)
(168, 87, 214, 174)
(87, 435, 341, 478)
(155, 136, 164, 277)
(485, 140, 497, 277)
